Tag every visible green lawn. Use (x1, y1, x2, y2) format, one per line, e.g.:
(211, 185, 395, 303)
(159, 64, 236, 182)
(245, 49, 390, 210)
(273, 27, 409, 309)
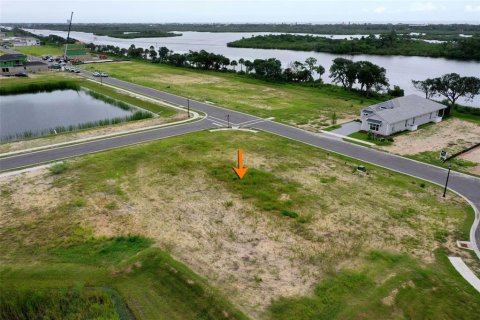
(348, 131, 393, 146)
(14, 44, 66, 57)
(79, 60, 381, 130)
(1, 130, 478, 319)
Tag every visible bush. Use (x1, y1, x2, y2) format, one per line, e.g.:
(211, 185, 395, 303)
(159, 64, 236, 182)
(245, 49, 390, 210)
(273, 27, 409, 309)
(49, 162, 67, 174)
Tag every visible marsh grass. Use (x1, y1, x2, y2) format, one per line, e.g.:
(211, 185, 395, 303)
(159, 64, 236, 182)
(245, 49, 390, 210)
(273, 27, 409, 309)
(0, 287, 119, 320)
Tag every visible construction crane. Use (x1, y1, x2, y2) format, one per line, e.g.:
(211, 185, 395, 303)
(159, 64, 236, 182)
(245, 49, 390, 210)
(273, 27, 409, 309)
(64, 12, 74, 59)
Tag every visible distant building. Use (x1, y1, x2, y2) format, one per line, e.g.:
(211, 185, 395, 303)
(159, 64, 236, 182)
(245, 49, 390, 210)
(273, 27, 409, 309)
(0, 53, 28, 75)
(360, 95, 447, 136)
(1, 37, 40, 47)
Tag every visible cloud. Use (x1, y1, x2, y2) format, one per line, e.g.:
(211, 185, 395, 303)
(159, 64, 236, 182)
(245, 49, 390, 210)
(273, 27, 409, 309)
(465, 4, 480, 12)
(409, 1, 445, 12)
(373, 6, 387, 14)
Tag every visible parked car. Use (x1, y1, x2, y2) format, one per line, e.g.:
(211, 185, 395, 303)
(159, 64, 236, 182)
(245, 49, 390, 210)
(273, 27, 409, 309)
(64, 66, 71, 71)
(48, 58, 54, 62)
(14, 73, 28, 77)
(50, 64, 61, 69)
(74, 69, 81, 73)
(93, 72, 100, 77)
(100, 72, 109, 77)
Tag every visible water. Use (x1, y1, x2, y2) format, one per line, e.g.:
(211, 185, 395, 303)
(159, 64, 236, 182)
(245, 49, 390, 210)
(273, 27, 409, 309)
(26, 29, 480, 106)
(0, 89, 134, 140)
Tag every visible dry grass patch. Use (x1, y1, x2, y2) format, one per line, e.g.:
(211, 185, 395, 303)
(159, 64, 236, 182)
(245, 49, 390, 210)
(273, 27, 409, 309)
(381, 118, 480, 157)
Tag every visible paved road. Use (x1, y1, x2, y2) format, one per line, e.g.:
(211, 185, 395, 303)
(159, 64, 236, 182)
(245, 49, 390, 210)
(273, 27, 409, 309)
(1, 68, 479, 256)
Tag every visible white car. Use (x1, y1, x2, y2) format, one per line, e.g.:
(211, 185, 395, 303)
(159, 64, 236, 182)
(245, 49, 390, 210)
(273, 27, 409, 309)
(93, 72, 100, 77)
(100, 72, 109, 77)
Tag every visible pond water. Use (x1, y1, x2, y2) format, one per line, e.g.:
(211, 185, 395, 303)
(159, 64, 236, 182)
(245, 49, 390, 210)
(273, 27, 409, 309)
(0, 89, 134, 141)
(26, 29, 480, 106)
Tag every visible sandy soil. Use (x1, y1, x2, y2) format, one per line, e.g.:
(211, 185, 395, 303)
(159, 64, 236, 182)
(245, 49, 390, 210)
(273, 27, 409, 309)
(1, 149, 471, 319)
(0, 113, 184, 154)
(381, 119, 480, 157)
(458, 146, 480, 175)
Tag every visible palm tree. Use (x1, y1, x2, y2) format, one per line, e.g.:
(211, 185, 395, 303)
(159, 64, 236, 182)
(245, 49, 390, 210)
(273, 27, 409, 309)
(238, 58, 245, 72)
(230, 60, 238, 72)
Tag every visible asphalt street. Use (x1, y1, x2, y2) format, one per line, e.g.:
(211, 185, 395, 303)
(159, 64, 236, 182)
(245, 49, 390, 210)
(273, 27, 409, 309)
(1, 67, 479, 255)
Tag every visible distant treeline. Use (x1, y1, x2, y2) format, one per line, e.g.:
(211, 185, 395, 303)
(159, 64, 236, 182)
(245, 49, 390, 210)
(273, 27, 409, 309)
(227, 32, 480, 61)
(7, 23, 480, 38)
(8, 27, 77, 45)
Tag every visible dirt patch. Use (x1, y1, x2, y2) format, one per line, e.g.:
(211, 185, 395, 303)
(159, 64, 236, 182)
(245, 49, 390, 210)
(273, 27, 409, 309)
(381, 119, 480, 157)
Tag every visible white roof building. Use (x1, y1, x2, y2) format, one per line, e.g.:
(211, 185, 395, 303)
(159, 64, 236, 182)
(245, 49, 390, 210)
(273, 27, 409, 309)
(360, 94, 447, 136)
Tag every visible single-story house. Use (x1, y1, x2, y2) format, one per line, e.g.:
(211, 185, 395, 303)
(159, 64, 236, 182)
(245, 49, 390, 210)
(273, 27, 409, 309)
(1, 37, 40, 46)
(360, 94, 447, 136)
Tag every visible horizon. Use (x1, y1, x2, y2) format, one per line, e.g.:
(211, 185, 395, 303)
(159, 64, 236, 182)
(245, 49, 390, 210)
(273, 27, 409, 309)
(1, 0, 480, 24)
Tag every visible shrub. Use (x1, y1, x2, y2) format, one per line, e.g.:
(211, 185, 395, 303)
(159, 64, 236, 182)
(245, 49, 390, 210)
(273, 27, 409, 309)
(49, 162, 68, 175)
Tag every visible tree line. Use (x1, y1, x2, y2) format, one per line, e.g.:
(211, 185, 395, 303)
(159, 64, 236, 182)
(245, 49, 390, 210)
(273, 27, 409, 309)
(412, 74, 480, 114)
(227, 32, 480, 61)
(87, 43, 395, 96)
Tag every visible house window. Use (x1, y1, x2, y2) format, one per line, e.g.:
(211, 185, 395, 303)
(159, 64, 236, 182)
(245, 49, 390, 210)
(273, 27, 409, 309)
(369, 123, 380, 131)
(1, 68, 8, 72)
(412, 117, 416, 124)
(405, 120, 408, 127)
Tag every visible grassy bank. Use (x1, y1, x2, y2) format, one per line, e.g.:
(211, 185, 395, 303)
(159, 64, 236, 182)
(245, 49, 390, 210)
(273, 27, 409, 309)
(14, 44, 67, 57)
(80, 61, 381, 130)
(2, 130, 478, 318)
(0, 73, 179, 142)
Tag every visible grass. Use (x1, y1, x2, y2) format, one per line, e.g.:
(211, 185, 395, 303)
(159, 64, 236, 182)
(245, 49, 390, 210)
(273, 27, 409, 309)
(78, 60, 382, 129)
(0, 287, 120, 320)
(0, 234, 248, 320)
(14, 44, 66, 57)
(0, 73, 179, 143)
(1, 130, 478, 319)
(269, 250, 480, 320)
(408, 151, 477, 172)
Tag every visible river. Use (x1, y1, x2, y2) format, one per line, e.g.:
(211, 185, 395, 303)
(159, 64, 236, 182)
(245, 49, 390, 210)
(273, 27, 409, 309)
(25, 29, 480, 106)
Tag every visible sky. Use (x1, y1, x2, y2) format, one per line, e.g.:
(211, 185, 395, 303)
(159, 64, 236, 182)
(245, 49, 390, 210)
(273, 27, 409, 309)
(1, 0, 480, 24)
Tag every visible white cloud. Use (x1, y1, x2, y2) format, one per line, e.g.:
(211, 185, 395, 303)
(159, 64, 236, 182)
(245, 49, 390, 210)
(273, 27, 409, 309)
(373, 6, 387, 14)
(409, 2, 445, 12)
(465, 4, 480, 12)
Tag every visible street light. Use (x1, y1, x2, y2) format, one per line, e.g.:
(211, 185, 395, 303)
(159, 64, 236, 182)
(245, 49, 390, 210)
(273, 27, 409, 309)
(443, 165, 451, 198)
(187, 98, 190, 118)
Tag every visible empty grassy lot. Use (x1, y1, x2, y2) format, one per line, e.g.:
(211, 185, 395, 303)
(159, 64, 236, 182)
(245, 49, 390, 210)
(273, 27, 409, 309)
(0, 72, 181, 153)
(1, 130, 479, 319)
(14, 44, 66, 57)
(79, 60, 381, 130)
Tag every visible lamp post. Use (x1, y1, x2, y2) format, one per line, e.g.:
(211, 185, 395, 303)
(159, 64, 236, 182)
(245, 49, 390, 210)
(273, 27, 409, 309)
(187, 98, 190, 118)
(443, 166, 451, 198)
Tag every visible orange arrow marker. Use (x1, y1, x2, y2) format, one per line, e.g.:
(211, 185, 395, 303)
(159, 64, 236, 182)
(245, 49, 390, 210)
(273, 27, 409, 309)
(233, 148, 249, 179)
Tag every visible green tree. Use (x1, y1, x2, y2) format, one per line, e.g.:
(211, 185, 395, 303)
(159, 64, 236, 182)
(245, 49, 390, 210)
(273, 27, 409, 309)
(149, 45, 157, 61)
(230, 60, 238, 71)
(356, 61, 389, 95)
(433, 73, 480, 106)
(412, 78, 437, 99)
(329, 58, 357, 90)
(238, 58, 245, 72)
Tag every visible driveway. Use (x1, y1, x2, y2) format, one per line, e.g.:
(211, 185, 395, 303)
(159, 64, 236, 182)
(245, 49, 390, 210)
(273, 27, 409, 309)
(331, 121, 361, 136)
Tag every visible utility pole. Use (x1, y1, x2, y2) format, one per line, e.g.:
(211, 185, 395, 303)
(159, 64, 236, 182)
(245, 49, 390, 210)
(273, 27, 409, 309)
(443, 166, 451, 198)
(187, 99, 190, 118)
(64, 12, 74, 60)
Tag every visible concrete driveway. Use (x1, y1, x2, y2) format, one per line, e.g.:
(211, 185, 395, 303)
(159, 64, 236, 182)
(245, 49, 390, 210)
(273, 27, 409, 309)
(331, 121, 361, 136)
